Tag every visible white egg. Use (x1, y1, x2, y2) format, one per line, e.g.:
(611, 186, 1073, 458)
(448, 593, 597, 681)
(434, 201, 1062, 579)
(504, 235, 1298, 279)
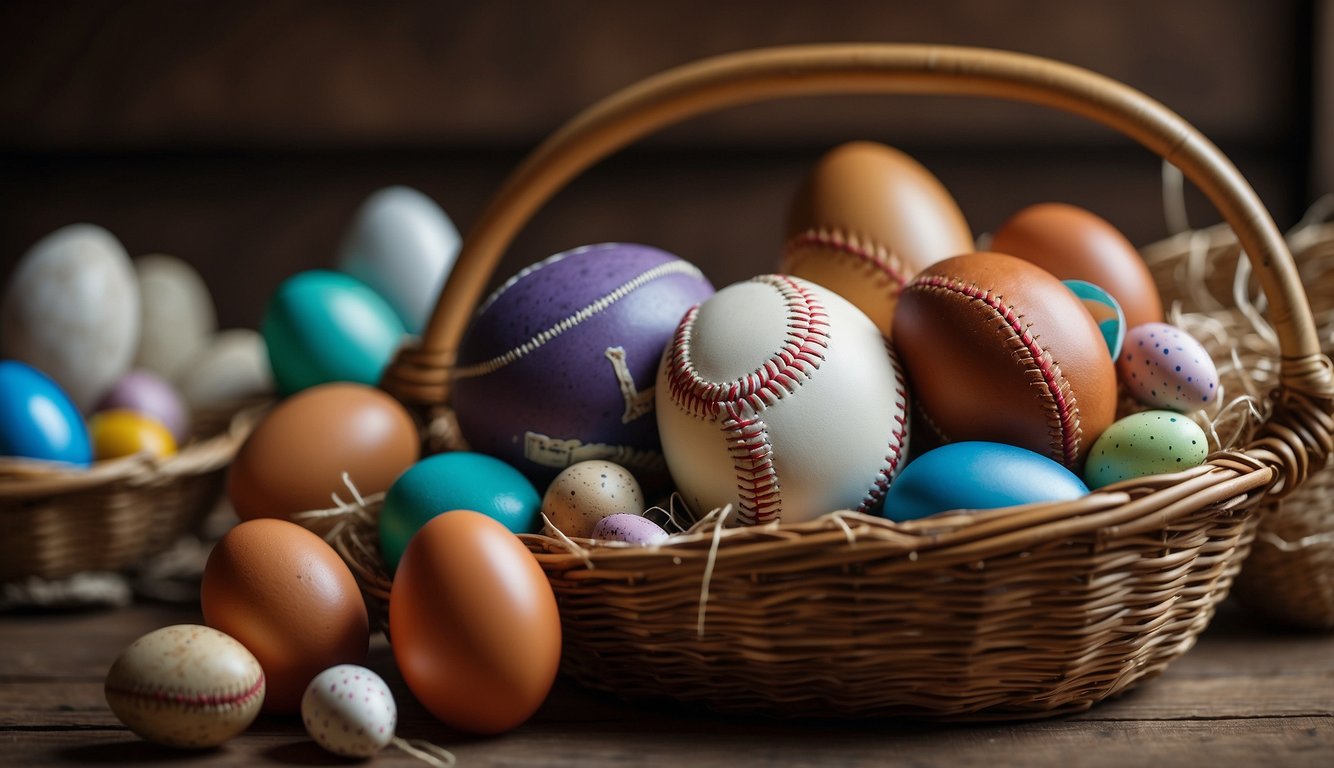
(336, 186, 460, 334)
(1, 224, 140, 411)
(178, 328, 274, 409)
(135, 254, 217, 381)
(302, 664, 397, 758)
(542, 460, 645, 538)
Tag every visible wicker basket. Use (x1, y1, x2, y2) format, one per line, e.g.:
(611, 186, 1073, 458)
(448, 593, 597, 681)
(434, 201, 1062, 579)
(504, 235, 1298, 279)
(1145, 214, 1334, 629)
(0, 402, 263, 583)
(357, 45, 1334, 718)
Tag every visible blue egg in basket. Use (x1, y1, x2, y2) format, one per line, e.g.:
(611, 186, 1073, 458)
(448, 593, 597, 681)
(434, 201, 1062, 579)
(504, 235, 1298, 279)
(0, 360, 92, 466)
(883, 441, 1089, 522)
(378, 451, 541, 571)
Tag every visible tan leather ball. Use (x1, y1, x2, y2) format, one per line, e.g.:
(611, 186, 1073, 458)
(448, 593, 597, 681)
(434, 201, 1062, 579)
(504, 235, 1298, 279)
(892, 252, 1117, 471)
(990, 202, 1164, 329)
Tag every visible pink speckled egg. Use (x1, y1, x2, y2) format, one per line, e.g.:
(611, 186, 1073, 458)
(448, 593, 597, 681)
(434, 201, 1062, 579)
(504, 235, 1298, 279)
(592, 513, 668, 545)
(301, 664, 397, 758)
(1117, 323, 1219, 412)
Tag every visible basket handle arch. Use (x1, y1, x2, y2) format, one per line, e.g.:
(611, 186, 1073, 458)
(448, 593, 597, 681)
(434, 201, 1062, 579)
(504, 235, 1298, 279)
(384, 44, 1333, 485)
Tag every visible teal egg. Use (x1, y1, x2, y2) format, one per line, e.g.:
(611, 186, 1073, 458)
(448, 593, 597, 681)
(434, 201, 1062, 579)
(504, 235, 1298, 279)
(261, 270, 406, 395)
(378, 452, 541, 571)
(883, 441, 1088, 522)
(1064, 279, 1126, 360)
(1084, 410, 1209, 489)
(0, 360, 92, 466)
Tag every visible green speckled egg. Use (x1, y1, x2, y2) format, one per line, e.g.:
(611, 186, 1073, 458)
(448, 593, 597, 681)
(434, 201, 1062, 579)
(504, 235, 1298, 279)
(1084, 410, 1208, 489)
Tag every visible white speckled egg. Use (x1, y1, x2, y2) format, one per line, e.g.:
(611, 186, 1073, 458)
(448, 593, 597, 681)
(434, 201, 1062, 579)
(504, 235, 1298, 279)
(1117, 322, 1219, 412)
(135, 254, 217, 381)
(301, 664, 396, 758)
(542, 460, 645, 539)
(2, 224, 140, 411)
(592, 513, 669, 545)
(1084, 410, 1209, 489)
(177, 329, 275, 409)
(336, 186, 460, 334)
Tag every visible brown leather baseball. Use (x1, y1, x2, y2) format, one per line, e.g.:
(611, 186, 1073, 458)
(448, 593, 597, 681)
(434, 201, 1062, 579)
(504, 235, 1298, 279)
(892, 251, 1117, 470)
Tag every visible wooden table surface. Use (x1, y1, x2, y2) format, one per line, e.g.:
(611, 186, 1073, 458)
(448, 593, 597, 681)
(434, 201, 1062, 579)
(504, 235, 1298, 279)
(2, 599, 1331, 767)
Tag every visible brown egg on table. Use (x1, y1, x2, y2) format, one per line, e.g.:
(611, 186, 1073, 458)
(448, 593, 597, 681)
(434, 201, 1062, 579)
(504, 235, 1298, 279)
(390, 510, 561, 735)
(989, 202, 1164, 329)
(227, 382, 419, 526)
(782, 141, 974, 335)
(201, 518, 370, 713)
(892, 252, 1118, 472)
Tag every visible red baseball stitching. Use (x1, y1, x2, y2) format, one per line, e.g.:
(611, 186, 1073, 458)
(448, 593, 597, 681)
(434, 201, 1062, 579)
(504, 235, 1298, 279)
(666, 275, 831, 524)
(907, 274, 1082, 469)
(857, 343, 910, 513)
(106, 672, 266, 711)
(783, 227, 910, 289)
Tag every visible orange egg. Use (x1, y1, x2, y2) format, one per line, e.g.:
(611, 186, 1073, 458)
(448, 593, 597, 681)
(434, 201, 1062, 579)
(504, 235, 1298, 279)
(990, 202, 1164, 329)
(390, 510, 561, 735)
(783, 141, 974, 335)
(227, 382, 419, 524)
(201, 518, 369, 713)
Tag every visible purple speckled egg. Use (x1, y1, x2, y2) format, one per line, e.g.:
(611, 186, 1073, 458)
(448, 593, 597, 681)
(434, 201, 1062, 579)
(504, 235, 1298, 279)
(94, 369, 190, 442)
(451, 243, 714, 491)
(592, 513, 669, 545)
(1117, 322, 1219, 412)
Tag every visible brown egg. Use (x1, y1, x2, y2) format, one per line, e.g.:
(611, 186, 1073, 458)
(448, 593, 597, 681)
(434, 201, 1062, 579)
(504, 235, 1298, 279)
(892, 252, 1117, 471)
(990, 202, 1164, 328)
(201, 518, 369, 713)
(227, 382, 419, 524)
(390, 510, 561, 735)
(783, 141, 974, 335)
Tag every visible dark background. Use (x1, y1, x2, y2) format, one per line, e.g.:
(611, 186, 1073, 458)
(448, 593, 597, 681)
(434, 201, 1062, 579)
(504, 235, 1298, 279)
(2, 0, 1331, 329)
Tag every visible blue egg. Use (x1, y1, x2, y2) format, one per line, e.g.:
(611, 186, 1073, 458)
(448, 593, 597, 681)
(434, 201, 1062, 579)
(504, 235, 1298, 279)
(261, 270, 406, 395)
(0, 360, 92, 466)
(378, 451, 541, 571)
(1064, 279, 1126, 360)
(883, 441, 1088, 522)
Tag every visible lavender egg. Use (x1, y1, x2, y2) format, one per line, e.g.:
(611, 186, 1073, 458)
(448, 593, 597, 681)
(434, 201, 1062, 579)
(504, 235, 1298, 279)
(95, 370, 189, 442)
(592, 513, 669, 545)
(1117, 322, 1219, 412)
(451, 243, 714, 490)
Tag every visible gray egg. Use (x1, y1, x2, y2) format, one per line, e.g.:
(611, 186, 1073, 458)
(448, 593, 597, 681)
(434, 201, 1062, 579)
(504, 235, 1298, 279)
(2, 224, 140, 411)
(177, 328, 274, 409)
(135, 254, 217, 381)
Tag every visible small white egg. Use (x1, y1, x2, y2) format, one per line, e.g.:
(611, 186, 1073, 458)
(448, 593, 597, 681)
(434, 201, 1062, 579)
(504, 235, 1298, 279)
(542, 460, 645, 538)
(301, 664, 397, 758)
(135, 254, 217, 381)
(177, 328, 274, 408)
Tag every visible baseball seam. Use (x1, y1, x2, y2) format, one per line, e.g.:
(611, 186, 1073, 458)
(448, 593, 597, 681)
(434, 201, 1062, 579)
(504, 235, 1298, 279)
(857, 343, 910, 514)
(907, 275, 1082, 468)
(106, 672, 265, 712)
(783, 227, 910, 289)
(667, 275, 830, 524)
(453, 259, 706, 379)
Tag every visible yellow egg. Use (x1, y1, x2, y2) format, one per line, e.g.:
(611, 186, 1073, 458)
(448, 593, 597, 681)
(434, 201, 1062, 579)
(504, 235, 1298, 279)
(88, 409, 177, 460)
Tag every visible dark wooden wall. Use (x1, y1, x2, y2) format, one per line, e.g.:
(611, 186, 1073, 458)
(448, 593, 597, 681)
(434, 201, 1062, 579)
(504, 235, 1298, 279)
(0, 0, 1323, 329)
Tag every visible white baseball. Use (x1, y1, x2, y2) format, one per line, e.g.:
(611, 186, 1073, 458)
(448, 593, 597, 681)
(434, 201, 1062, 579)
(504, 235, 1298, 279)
(104, 624, 265, 748)
(656, 274, 909, 525)
(302, 664, 397, 757)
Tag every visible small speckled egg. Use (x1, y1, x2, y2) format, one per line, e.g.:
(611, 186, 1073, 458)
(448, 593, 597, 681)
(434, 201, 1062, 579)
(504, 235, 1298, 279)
(1084, 410, 1209, 489)
(542, 460, 645, 539)
(1117, 322, 1220, 412)
(302, 664, 397, 758)
(88, 409, 178, 461)
(592, 513, 668, 545)
(104, 624, 265, 749)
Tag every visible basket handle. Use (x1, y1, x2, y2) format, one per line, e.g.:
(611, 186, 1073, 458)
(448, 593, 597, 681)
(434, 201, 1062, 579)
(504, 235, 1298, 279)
(384, 44, 1333, 485)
